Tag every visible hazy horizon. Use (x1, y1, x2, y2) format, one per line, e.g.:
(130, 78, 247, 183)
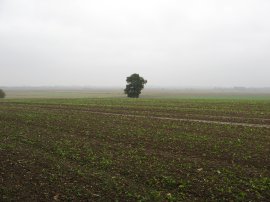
(1, 0, 270, 88)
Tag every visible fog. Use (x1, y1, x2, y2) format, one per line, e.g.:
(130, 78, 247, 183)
(1, 0, 270, 88)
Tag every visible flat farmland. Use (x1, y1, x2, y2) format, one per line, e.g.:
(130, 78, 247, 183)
(0, 98, 270, 201)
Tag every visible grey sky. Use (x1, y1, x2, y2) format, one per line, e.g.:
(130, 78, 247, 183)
(0, 0, 270, 87)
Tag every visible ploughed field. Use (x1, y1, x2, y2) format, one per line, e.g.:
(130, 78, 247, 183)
(0, 98, 269, 201)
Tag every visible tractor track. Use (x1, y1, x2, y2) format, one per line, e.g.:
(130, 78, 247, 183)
(1, 102, 270, 129)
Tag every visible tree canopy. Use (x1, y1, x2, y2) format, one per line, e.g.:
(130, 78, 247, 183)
(124, 74, 147, 98)
(0, 89, 5, 98)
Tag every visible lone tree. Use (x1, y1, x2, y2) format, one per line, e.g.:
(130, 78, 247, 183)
(124, 73, 147, 98)
(0, 89, 5, 98)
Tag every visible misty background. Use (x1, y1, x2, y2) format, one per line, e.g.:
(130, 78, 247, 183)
(0, 0, 270, 88)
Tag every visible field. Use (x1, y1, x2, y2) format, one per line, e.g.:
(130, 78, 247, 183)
(0, 92, 270, 201)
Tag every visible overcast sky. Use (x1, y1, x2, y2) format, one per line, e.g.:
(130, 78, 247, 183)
(0, 0, 270, 87)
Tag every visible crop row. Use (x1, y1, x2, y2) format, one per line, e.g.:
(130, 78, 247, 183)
(0, 101, 269, 201)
